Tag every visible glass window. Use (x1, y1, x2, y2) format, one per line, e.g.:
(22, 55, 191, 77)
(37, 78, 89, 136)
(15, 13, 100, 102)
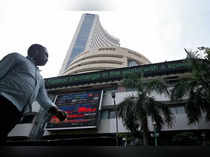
(101, 110, 109, 119)
(170, 107, 176, 114)
(109, 111, 116, 119)
(176, 106, 185, 114)
(170, 106, 185, 114)
(128, 60, 138, 67)
(65, 14, 95, 68)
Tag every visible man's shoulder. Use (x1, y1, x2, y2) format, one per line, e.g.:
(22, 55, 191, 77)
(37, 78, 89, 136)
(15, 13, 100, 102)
(8, 52, 23, 57)
(6, 52, 26, 60)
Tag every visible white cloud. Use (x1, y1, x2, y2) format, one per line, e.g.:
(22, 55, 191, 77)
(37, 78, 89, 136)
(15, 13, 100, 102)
(60, 0, 116, 11)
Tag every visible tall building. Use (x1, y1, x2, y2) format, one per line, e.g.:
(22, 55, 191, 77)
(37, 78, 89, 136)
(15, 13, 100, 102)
(59, 13, 120, 74)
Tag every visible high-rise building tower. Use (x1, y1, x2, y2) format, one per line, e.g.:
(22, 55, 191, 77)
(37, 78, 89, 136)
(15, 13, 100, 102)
(59, 13, 120, 74)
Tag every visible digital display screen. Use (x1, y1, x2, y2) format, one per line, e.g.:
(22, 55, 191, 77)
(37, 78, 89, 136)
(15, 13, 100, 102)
(45, 90, 102, 130)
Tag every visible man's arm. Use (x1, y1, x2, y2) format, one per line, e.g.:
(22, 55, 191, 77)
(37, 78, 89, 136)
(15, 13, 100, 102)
(36, 78, 67, 121)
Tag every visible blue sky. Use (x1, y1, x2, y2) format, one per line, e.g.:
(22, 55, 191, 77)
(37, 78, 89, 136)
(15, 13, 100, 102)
(0, 0, 210, 78)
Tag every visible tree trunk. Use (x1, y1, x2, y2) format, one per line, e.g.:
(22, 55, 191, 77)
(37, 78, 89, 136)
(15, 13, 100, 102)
(142, 118, 150, 146)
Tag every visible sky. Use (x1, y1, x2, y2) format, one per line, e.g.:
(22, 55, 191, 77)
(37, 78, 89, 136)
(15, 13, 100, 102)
(0, 0, 210, 78)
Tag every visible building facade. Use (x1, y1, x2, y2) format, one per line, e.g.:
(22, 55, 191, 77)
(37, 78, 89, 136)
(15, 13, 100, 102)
(63, 47, 151, 75)
(8, 60, 210, 146)
(59, 14, 120, 74)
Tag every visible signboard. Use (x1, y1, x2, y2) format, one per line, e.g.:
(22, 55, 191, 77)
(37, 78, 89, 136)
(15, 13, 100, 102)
(45, 59, 191, 89)
(45, 90, 103, 130)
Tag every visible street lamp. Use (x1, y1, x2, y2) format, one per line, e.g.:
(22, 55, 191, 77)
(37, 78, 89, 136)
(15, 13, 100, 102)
(112, 91, 119, 146)
(152, 121, 158, 147)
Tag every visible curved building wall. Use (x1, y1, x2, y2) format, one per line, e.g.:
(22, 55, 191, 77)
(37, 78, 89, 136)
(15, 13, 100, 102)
(59, 14, 120, 74)
(63, 47, 151, 75)
(87, 18, 120, 50)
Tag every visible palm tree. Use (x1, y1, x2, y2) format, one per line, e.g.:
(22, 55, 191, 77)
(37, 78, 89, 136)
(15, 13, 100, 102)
(118, 73, 173, 146)
(171, 47, 210, 124)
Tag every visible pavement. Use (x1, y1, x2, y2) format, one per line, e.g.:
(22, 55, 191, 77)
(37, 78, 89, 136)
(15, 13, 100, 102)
(0, 145, 210, 157)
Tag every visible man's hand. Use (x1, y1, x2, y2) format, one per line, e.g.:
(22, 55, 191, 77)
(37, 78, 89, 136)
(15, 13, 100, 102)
(56, 109, 67, 121)
(48, 106, 67, 121)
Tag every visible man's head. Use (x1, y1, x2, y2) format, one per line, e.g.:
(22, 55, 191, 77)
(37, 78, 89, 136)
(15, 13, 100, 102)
(27, 44, 48, 66)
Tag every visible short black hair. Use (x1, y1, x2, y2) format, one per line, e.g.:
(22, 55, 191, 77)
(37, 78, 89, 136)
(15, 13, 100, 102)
(27, 44, 48, 58)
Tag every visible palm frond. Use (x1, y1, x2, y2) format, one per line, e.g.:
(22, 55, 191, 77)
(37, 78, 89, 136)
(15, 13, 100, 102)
(144, 79, 169, 96)
(118, 97, 136, 117)
(171, 78, 192, 100)
(185, 90, 202, 124)
(157, 102, 174, 127)
(142, 97, 157, 115)
(118, 97, 139, 134)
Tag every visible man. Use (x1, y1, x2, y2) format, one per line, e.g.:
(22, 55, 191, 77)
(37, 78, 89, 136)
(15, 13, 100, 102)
(0, 44, 67, 144)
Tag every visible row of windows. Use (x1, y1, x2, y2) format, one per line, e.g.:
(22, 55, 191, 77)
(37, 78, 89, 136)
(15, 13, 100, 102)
(171, 106, 185, 114)
(96, 21, 119, 45)
(89, 23, 118, 49)
(68, 53, 123, 70)
(65, 14, 95, 69)
(99, 48, 116, 51)
(70, 60, 122, 70)
(101, 110, 117, 119)
(100, 106, 185, 120)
